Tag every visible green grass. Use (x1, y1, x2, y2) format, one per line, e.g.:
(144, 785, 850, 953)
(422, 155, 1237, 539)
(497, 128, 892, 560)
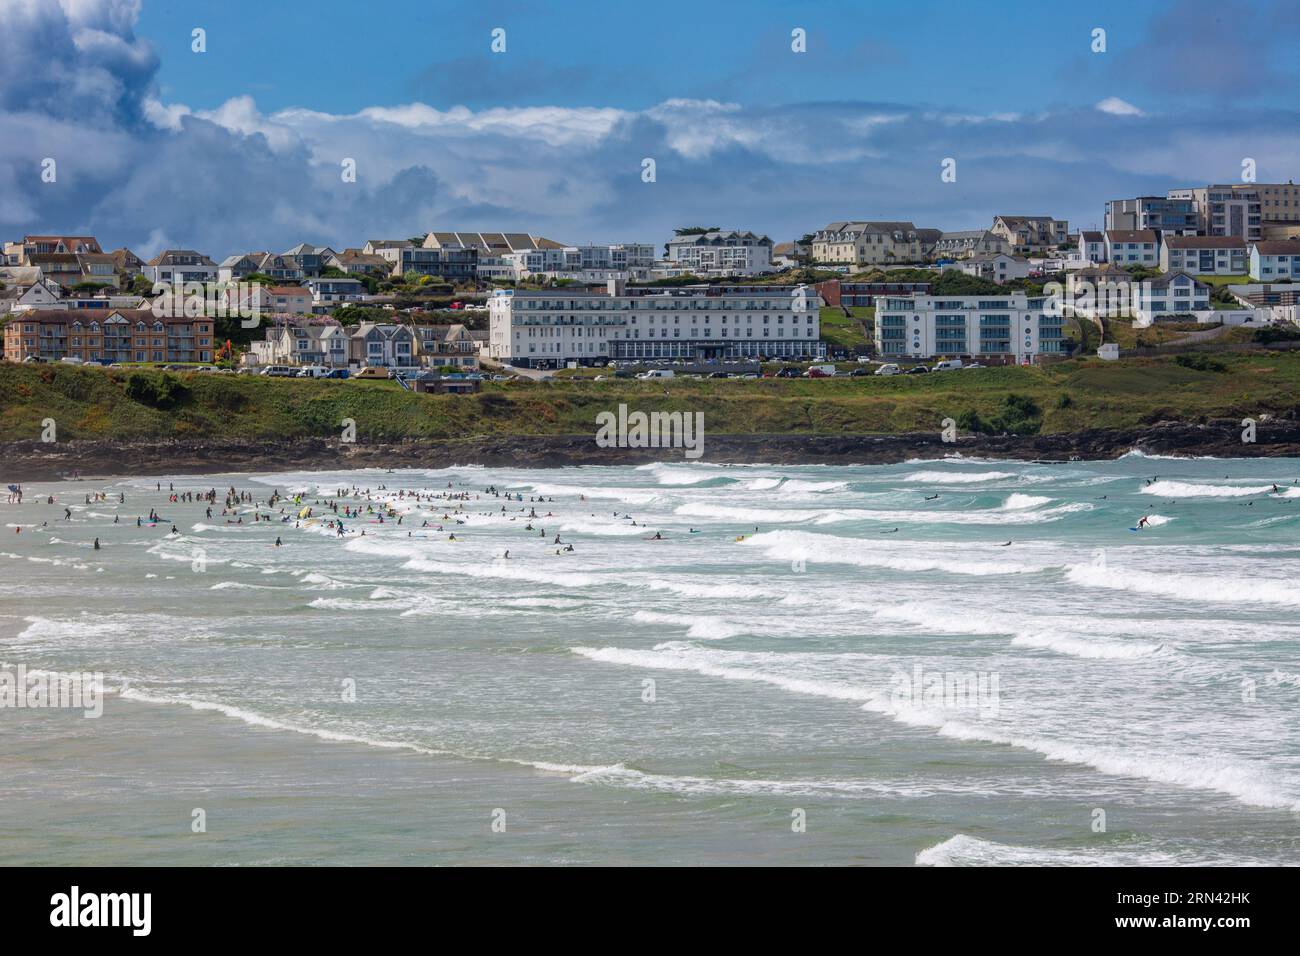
(819, 306, 873, 350)
(4, 352, 1300, 443)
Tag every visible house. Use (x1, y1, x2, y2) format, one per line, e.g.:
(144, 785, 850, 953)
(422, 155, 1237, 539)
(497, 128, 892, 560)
(144, 250, 218, 286)
(815, 278, 931, 308)
(25, 254, 82, 288)
(1249, 240, 1300, 280)
(1104, 230, 1159, 266)
(110, 248, 145, 277)
(989, 216, 1069, 253)
(664, 230, 774, 275)
(281, 243, 336, 278)
(811, 221, 931, 267)
(5, 235, 102, 264)
(349, 322, 417, 367)
(1160, 236, 1247, 276)
(1063, 264, 1137, 319)
(266, 286, 313, 314)
(875, 292, 1065, 361)
(326, 249, 390, 276)
(932, 230, 1010, 260)
(1132, 272, 1210, 326)
(304, 276, 366, 308)
(76, 252, 120, 288)
(248, 317, 349, 368)
(413, 323, 480, 370)
(1079, 231, 1107, 264)
(218, 251, 303, 284)
(0, 277, 63, 314)
(3, 309, 214, 364)
(958, 253, 1032, 284)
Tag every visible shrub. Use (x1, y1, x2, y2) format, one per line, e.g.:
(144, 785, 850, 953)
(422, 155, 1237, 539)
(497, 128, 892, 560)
(125, 372, 189, 409)
(1174, 354, 1227, 372)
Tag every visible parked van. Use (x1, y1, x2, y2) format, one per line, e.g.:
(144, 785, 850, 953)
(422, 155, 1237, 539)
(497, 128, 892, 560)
(932, 359, 963, 372)
(874, 363, 902, 376)
(804, 364, 837, 378)
(353, 366, 393, 380)
(636, 369, 674, 379)
(297, 366, 330, 378)
(325, 368, 351, 379)
(259, 365, 298, 377)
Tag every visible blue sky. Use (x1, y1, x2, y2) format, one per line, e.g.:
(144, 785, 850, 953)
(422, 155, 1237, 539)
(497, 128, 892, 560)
(2, 0, 1298, 257)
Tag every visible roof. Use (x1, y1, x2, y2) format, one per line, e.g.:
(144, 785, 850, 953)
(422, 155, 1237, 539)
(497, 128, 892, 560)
(1145, 270, 1206, 289)
(424, 231, 565, 252)
(147, 250, 217, 266)
(1163, 236, 1247, 250)
(1105, 230, 1158, 243)
(1080, 231, 1104, 242)
(268, 286, 309, 296)
(1252, 240, 1300, 255)
(8, 308, 202, 324)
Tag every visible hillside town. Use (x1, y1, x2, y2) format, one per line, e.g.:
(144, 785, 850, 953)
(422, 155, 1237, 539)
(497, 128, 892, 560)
(4, 181, 1300, 377)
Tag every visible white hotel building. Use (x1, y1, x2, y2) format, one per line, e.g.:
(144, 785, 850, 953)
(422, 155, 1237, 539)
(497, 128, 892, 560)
(489, 281, 823, 368)
(875, 293, 1065, 362)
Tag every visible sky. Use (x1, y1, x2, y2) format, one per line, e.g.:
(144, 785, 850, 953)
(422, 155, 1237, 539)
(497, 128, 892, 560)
(2, 0, 1299, 259)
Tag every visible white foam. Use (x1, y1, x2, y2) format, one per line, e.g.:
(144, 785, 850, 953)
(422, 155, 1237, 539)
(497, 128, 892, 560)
(900, 470, 1015, 484)
(916, 834, 1252, 867)
(1002, 494, 1050, 510)
(1142, 481, 1273, 498)
(1066, 562, 1300, 607)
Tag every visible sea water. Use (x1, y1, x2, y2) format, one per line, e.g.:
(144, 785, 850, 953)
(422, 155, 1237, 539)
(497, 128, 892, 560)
(1, 455, 1298, 866)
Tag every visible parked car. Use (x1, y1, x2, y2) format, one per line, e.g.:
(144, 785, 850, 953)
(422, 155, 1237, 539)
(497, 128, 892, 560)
(636, 369, 674, 379)
(775, 367, 801, 378)
(964, 362, 986, 369)
(192, 365, 220, 373)
(905, 365, 930, 374)
(325, 368, 351, 379)
(259, 365, 298, 377)
(707, 371, 730, 378)
(58, 356, 84, 365)
(353, 366, 393, 380)
(874, 364, 902, 376)
(850, 368, 871, 377)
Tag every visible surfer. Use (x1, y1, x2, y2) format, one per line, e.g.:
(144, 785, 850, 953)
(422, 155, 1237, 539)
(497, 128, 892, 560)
(881, 527, 899, 534)
(93, 538, 100, 550)
(275, 537, 282, 547)
(652, 532, 663, 540)
(1137, 515, 1150, 529)
(924, 494, 939, 502)
(998, 541, 1012, 547)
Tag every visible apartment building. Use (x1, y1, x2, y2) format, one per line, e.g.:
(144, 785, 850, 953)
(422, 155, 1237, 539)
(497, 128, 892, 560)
(3, 309, 214, 364)
(989, 216, 1069, 253)
(1104, 229, 1159, 266)
(1167, 185, 1261, 241)
(1104, 196, 1199, 235)
(932, 230, 1009, 260)
(1256, 181, 1300, 226)
(145, 250, 218, 286)
(368, 240, 477, 281)
(489, 281, 823, 368)
(664, 230, 774, 275)
(875, 292, 1065, 361)
(811, 221, 930, 267)
(422, 231, 566, 255)
(1249, 240, 1300, 280)
(1160, 236, 1248, 275)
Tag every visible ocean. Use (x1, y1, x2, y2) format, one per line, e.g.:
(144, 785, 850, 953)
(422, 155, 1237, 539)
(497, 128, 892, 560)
(2, 455, 1299, 866)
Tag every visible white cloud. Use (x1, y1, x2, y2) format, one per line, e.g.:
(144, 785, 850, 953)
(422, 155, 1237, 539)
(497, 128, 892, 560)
(1095, 97, 1145, 117)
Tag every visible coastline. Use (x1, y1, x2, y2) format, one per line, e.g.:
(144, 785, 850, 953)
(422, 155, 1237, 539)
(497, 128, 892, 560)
(4, 418, 1300, 480)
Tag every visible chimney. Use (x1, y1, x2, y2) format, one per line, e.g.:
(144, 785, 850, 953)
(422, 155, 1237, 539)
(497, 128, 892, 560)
(607, 278, 626, 297)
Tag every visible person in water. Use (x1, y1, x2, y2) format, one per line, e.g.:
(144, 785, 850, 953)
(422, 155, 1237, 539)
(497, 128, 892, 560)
(652, 532, 663, 540)
(275, 537, 282, 547)
(1138, 515, 1151, 529)
(93, 538, 100, 550)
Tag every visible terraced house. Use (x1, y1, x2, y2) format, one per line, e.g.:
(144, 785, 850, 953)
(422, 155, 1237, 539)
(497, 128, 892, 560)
(989, 216, 1069, 254)
(3, 309, 214, 364)
(875, 293, 1064, 362)
(811, 221, 931, 267)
